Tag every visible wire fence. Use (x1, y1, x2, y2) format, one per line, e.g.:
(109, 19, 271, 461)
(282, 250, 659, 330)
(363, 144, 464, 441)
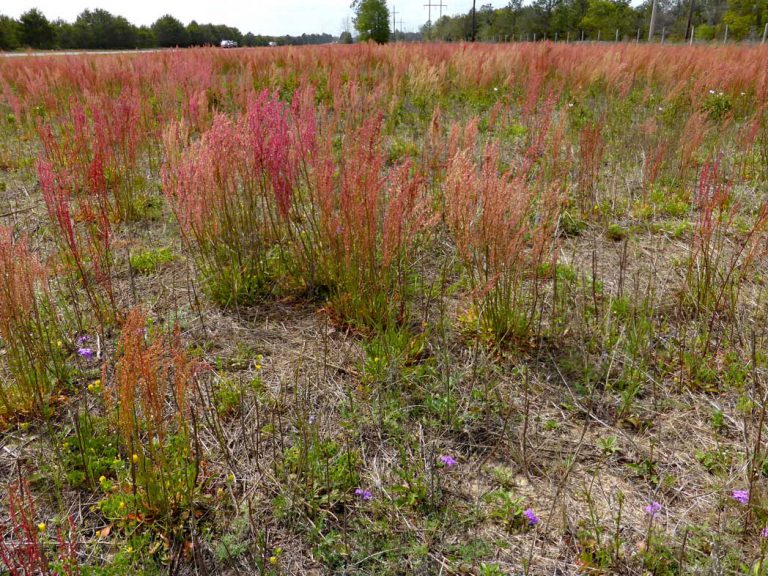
(465, 22, 768, 45)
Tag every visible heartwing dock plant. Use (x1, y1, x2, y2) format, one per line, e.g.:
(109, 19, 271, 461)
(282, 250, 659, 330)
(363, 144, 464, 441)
(37, 94, 145, 223)
(576, 122, 604, 214)
(684, 157, 768, 329)
(164, 91, 430, 328)
(107, 308, 204, 526)
(303, 116, 432, 329)
(1, 43, 768, 574)
(38, 156, 117, 327)
(163, 116, 258, 306)
(0, 480, 80, 575)
(0, 479, 47, 574)
(444, 134, 562, 344)
(163, 90, 315, 306)
(0, 227, 68, 419)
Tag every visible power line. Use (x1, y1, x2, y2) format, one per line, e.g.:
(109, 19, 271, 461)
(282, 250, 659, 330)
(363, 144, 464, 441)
(424, 0, 447, 39)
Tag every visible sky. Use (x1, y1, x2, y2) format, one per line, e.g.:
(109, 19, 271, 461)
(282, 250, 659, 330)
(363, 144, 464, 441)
(2, 1, 512, 37)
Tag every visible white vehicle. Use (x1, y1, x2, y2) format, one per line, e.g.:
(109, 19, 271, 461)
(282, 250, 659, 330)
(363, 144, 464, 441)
(220, 40, 238, 48)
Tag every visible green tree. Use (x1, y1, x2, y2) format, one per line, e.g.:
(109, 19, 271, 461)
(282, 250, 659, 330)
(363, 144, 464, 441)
(481, 1, 522, 40)
(53, 19, 76, 48)
(340, 30, 354, 43)
(476, 3, 498, 39)
(212, 24, 243, 44)
(723, 0, 767, 39)
(432, 13, 472, 40)
(152, 14, 188, 47)
(135, 25, 156, 48)
(0, 15, 20, 50)
(187, 21, 206, 45)
(354, 0, 390, 43)
(551, 0, 590, 35)
(19, 8, 56, 49)
(580, 0, 636, 38)
(531, 0, 563, 37)
(197, 23, 218, 45)
(73, 9, 138, 49)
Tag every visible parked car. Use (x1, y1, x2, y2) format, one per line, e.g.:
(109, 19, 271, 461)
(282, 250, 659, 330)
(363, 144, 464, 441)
(220, 40, 238, 48)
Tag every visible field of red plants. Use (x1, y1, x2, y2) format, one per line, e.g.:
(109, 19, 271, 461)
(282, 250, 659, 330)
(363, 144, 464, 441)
(0, 42, 768, 574)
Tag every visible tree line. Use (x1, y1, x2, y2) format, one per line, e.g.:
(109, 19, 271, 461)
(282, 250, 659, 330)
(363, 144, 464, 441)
(1, 1, 765, 51)
(0, 8, 336, 51)
(350, 0, 764, 45)
(428, 0, 767, 42)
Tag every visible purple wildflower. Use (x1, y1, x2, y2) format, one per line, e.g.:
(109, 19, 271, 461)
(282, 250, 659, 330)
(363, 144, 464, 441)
(732, 490, 750, 505)
(354, 488, 372, 501)
(75, 335, 90, 346)
(77, 348, 95, 360)
(439, 455, 457, 468)
(644, 501, 662, 517)
(762, 527, 768, 538)
(523, 508, 540, 526)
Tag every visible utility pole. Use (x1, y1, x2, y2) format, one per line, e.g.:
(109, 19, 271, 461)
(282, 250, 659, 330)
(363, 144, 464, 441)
(648, 0, 658, 41)
(763, 22, 768, 44)
(723, 24, 728, 44)
(392, 5, 398, 41)
(424, 0, 447, 40)
(471, 0, 477, 42)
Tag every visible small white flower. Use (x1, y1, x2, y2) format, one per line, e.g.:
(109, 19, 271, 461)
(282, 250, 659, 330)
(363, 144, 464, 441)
(709, 89, 716, 94)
